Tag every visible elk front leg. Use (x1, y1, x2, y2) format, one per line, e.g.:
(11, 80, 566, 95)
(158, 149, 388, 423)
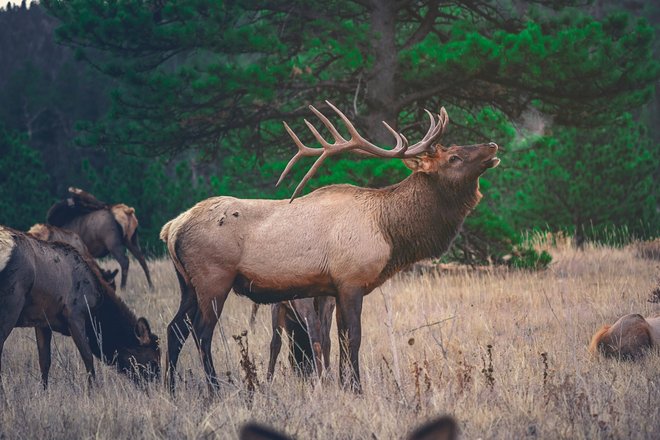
(336, 288, 364, 393)
(67, 318, 96, 385)
(35, 327, 53, 388)
(317, 296, 336, 372)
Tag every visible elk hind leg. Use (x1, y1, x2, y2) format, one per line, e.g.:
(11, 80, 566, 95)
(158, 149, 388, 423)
(166, 269, 198, 394)
(108, 242, 130, 289)
(125, 232, 154, 289)
(190, 270, 234, 392)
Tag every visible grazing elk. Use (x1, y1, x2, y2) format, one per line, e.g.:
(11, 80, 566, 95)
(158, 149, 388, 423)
(161, 102, 499, 392)
(47, 187, 153, 289)
(589, 313, 660, 360)
(239, 415, 458, 440)
(267, 297, 335, 380)
(27, 223, 119, 288)
(0, 226, 160, 388)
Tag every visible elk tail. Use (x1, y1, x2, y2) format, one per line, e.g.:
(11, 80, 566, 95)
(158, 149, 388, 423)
(589, 325, 611, 356)
(111, 204, 139, 242)
(160, 215, 191, 285)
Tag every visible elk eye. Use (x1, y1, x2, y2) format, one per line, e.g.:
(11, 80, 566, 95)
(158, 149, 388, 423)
(449, 155, 462, 163)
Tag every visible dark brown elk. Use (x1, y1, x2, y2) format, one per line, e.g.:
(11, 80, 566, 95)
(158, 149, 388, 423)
(239, 415, 458, 440)
(27, 223, 119, 289)
(267, 297, 335, 380)
(589, 313, 660, 360)
(160, 102, 499, 392)
(0, 226, 160, 388)
(47, 187, 153, 289)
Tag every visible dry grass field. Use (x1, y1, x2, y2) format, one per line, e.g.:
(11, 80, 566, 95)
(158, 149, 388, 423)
(1, 241, 659, 439)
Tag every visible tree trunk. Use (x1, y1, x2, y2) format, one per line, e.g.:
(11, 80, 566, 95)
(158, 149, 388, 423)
(363, 0, 399, 144)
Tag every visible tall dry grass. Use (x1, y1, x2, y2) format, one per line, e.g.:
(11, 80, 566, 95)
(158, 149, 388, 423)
(1, 242, 659, 439)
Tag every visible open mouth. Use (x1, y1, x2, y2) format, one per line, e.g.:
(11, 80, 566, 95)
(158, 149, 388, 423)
(483, 157, 500, 168)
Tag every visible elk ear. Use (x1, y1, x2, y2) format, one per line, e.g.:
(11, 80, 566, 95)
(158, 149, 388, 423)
(408, 415, 458, 440)
(135, 318, 153, 345)
(403, 155, 437, 173)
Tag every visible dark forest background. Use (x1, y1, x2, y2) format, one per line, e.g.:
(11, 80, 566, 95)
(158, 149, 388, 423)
(0, 0, 658, 265)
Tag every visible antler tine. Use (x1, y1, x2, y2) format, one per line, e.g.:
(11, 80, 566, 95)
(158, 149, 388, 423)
(382, 121, 408, 151)
(308, 105, 347, 144)
(325, 101, 411, 157)
(324, 101, 364, 145)
(439, 106, 449, 133)
(277, 121, 322, 187)
(304, 118, 333, 148)
(404, 108, 448, 156)
(276, 154, 303, 187)
(421, 109, 437, 142)
(288, 152, 330, 202)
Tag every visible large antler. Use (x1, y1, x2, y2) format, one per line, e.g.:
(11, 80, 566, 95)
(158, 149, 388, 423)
(278, 101, 448, 201)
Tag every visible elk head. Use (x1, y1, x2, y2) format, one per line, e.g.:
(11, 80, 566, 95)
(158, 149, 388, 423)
(117, 317, 161, 382)
(278, 101, 499, 200)
(403, 143, 499, 185)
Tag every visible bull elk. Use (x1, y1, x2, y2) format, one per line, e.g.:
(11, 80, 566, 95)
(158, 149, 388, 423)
(47, 188, 153, 289)
(0, 226, 160, 388)
(161, 102, 499, 392)
(589, 313, 660, 360)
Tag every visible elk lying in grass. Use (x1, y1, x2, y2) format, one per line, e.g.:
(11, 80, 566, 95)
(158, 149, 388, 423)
(239, 415, 458, 440)
(161, 102, 499, 392)
(27, 223, 119, 288)
(267, 297, 335, 380)
(47, 187, 153, 289)
(0, 226, 160, 388)
(589, 313, 660, 360)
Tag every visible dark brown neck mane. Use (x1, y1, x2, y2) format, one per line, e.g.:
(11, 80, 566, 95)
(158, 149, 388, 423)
(374, 172, 481, 278)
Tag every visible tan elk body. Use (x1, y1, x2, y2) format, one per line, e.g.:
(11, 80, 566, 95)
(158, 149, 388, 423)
(161, 103, 499, 391)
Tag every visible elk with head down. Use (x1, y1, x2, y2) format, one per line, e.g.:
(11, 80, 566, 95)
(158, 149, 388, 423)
(0, 226, 160, 388)
(589, 313, 660, 360)
(160, 102, 499, 393)
(47, 188, 153, 290)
